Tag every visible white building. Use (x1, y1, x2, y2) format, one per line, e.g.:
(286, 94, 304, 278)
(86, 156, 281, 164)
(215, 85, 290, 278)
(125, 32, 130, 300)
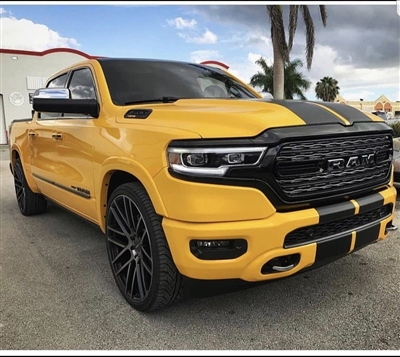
(0, 48, 100, 145)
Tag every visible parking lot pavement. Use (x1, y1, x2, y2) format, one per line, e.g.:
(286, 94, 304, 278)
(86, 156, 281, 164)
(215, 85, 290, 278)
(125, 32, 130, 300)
(1, 144, 399, 350)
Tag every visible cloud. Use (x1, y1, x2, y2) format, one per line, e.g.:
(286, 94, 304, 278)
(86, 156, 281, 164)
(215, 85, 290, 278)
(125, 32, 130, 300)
(0, 13, 80, 51)
(307, 45, 399, 89)
(190, 50, 221, 63)
(192, 5, 399, 69)
(301, 44, 400, 100)
(227, 43, 398, 101)
(0, 7, 7, 14)
(219, 30, 272, 53)
(178, 29, 217, 44)
(167, 17, 197, 29)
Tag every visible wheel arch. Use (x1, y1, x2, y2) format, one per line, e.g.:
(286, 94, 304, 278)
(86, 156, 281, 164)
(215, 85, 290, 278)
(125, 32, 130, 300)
(96, 159, 168, 233)
(10, 146, 40, 193)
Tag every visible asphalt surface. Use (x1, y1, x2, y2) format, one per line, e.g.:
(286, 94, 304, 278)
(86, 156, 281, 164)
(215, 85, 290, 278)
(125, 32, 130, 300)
(1, 144, 399, 351)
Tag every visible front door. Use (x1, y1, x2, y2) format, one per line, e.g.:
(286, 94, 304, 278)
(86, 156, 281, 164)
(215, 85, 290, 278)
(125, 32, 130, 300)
(29, 73, 70, 195)
(50, 67, 98, 222)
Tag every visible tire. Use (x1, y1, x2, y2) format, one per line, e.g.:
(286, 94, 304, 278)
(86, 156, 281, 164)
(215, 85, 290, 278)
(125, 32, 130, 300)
(106, 182, 185, 312)
(14, 158, 47, 216)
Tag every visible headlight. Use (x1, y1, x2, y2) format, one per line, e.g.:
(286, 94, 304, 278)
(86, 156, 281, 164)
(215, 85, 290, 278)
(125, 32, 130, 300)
(167, 147, 267, 177)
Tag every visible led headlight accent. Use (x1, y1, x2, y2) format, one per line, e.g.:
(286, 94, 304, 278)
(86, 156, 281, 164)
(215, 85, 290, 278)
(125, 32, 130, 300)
(167, 147, 267, 177)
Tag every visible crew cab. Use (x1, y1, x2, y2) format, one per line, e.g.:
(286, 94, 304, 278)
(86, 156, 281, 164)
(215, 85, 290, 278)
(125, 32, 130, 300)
(9, 58, 398, 312)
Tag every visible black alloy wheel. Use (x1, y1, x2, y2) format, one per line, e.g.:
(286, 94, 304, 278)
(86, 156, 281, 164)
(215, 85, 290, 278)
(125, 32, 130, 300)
(106, 182, 184, 312)
(14, 158, 47, 216)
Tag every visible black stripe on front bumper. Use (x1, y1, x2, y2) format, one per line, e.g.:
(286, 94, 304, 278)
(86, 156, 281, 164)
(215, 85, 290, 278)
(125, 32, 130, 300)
(356, 193, 385, 214)
(354, 223, 381, 252)
(285, 192, 390, 248)
(315, 201, 355, 224)
(315, 234, 352, 264)
(312, 221, 381, 270)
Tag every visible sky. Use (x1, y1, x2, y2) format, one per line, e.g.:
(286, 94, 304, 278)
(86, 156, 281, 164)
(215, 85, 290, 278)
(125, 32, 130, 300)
(1, 1, 399, 102)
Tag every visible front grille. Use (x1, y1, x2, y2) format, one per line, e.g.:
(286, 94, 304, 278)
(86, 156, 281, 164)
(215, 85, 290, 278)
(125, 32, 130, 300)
(284, 204, 392, 247)
(275, 134, 392, 200)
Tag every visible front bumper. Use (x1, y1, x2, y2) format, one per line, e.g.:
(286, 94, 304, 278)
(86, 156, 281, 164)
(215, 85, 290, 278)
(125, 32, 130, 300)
(162, 186, 396, 282)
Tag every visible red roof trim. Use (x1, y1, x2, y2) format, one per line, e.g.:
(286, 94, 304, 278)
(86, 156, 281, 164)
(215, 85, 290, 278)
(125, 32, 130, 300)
(200, 60, 229, 69)
(0, 47, 102, 59)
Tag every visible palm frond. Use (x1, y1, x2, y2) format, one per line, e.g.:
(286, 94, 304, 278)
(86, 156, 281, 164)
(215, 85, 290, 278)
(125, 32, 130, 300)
(300, 5, 315, 70)
(319, 5, 327, 27)
(288, 5, 299, 53)
(267, 5, 289, 62)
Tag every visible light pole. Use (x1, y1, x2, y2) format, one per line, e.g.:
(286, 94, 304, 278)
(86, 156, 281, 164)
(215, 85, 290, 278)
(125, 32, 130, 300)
(360, 98, 363, 111)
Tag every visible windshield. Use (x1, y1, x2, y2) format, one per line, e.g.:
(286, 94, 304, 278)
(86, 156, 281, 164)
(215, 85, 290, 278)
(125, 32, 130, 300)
(98, 59, 257, 106)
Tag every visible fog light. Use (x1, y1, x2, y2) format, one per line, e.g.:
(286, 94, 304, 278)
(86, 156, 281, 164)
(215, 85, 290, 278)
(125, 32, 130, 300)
(190, 239, 247, 260)
(196, 240, 230, 248)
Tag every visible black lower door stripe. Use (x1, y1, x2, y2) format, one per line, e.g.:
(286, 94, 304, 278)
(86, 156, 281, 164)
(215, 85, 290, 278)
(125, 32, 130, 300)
(315, 234, 352, 264)
(32, 173, 91, 199)
(354, 223, 380, 252)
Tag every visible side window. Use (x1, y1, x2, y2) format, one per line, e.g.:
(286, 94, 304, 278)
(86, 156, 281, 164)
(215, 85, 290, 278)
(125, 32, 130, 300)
(64, 68, 97, 118)
(39, 73, 69, 119)
(48, 73, 68, 88)
(68, 68, 96, 100)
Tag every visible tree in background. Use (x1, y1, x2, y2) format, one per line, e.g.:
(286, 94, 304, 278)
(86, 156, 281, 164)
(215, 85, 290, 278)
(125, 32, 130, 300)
(250, 57, 311, 100)
(266, 5, 327, 99)
(315, 76, 340, 102)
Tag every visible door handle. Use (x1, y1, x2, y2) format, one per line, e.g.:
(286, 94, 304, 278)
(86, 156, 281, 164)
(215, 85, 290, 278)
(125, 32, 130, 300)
(52, 133, 63, 140)
(28, 130, 36, 137)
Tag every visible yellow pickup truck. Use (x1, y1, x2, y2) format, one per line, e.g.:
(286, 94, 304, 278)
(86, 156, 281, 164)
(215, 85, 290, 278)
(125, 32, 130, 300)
(9, 58, 397, 312)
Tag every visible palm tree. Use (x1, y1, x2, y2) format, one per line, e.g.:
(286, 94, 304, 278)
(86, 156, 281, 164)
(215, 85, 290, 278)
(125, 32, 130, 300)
(249, 57, 273, 93)
(266, 5, 327, 99)
(315, 76, 340, 102)
(250, 57, 311, 100)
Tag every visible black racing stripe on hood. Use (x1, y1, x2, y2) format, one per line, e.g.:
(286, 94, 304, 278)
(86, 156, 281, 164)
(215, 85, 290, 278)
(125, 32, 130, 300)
(309, 101, 374, 123)
(265, 99, 344, 125)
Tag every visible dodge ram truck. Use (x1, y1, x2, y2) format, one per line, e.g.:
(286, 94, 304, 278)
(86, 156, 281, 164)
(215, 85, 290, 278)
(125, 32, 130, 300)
(9, 58, 398, 312)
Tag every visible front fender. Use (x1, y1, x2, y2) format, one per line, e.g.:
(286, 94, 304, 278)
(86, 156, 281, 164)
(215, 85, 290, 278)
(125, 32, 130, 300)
(96, 157, 168, 233)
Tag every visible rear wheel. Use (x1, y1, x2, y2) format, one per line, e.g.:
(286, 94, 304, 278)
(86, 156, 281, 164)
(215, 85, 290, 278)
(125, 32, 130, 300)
(14, 158, 47, 216)
(106, 182, 185, 312)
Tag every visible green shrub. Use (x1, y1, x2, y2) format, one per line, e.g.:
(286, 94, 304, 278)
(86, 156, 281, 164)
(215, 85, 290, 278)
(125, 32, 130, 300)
(388, 122, 400, 138)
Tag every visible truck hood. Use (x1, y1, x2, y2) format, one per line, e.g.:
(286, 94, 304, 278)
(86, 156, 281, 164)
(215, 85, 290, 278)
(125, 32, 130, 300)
(116, 98, 383, 138)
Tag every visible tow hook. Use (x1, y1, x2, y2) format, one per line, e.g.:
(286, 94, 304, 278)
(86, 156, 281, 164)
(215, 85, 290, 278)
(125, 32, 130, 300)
(386, 223, 398, 232)
(261, 253, 301, 274)
(272, 264, 295, 272)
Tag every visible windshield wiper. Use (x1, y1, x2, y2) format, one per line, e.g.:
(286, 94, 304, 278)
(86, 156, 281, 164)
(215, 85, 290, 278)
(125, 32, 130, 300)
(124, 96, 181, 105)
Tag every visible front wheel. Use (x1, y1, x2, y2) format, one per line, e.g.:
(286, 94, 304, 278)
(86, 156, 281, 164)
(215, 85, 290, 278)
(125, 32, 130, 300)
(106, 182, 185, 312)
(14, 158, 47, 216)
